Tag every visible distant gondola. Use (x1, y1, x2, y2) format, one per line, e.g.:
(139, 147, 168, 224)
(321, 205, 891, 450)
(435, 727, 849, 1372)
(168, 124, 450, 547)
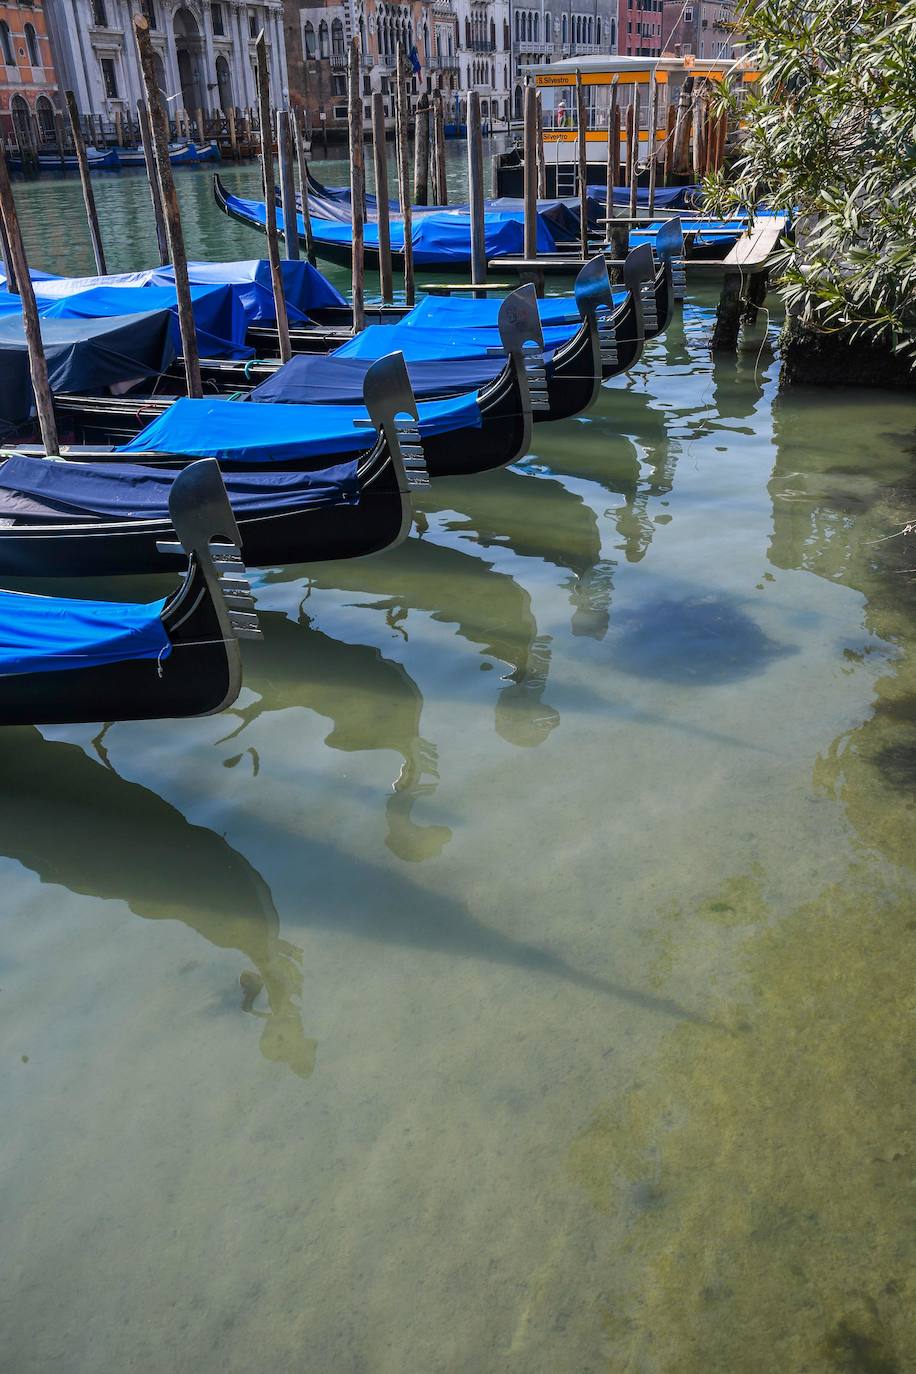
(0, 460, 259, 726)
(0, 354, 430, 578)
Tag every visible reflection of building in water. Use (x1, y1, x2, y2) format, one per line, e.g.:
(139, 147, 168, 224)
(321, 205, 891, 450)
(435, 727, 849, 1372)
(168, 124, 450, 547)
(0, 729, 315, 1078)
(219, 608, 451, 863)
(265, 529, 560, 749)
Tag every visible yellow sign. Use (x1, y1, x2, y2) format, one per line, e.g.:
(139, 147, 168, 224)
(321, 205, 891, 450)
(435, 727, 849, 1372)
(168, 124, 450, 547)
(535, 70, 666, 88)
(542, 129, 666, 143)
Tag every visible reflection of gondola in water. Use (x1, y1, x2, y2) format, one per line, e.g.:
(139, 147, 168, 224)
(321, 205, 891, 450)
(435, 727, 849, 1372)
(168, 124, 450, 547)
(263, 531, 560, 749)
(0, 728, 315, 1078)
(218, 607, 452, 863)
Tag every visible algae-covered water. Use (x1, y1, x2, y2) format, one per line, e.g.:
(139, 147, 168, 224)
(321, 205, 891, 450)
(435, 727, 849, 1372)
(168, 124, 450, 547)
(0, 156, 914, 1373)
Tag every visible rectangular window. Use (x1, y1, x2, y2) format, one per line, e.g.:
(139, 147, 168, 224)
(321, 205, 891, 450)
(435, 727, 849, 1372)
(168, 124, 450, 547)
(92, 0, 107, 25)
(332, 103, 347, 119)
(100, 56, 118, 97)
(248, 8, 259, 38)
(684, 6, 693, 17)
(211, 2, 224, 34)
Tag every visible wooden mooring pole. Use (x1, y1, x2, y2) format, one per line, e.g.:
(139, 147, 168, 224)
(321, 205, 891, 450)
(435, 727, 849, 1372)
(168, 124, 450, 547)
(134, 16, 202, 395)
(523, 81, 538, 261)
(348, 38, 365, 333)
(395, 45, 414, 306)
(647, 75, 659, 216)
(293, 107, 316, 266)
(467, 90, 486, 290)
(277, 109, 300, 260)
(413, 91, 430, 206)
(628, 87, 640, 218)
(253, 30, 291, 363)
(575, 70, 588, 260)
(535, 91, 546, 197)
(432, 89, 447, 205)
(0, 148, 58, 453)
(64, 90, 107, 275)
(137, 98, 169, 266)
(372, 91, 393, 304)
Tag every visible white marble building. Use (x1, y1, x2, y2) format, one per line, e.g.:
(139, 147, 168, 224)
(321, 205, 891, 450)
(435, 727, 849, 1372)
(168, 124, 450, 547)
(44, 0, 288, 123)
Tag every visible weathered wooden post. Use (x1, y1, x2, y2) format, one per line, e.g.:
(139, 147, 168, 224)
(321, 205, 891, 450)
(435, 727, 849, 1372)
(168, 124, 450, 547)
(227, 104, 238, 159)
(0, 127, 58, 452)
(413, 91, 430, 205)
(523, 81, 538, 261)
(293, 108, 317, 265)
(277, 109, 300, 260)
(663, 101, 677, 183)
(647, 74, 659, 215)
(195, 106, 205, 147)
(605, 88, 619, 204)
(628, 87, 640, 218)
(535, 90, 546, 197)
(64, 90, 107, 274)
(134, 16, 203, 395)
(250, 31, 291, 362)
(691, 86, 704, 181)
(372, 91, 393, 304)
(0, 214, 15, 292)
(53, 109, 67, 169)
(348, 38, 365, 333)
(467, 90, 486, 289)
(114, 109, 124, 147)
(575, 69, 588, 260)
(137, 98, 169, 266)
(395, 45, 414, 305)
(432, 88, 447, 205)
(672, 77, 693, 175)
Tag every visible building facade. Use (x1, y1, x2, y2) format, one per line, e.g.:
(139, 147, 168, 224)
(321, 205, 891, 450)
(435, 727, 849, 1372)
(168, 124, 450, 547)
(617, 0, 663, 57)
(509, 0, 619, 120)
(660, 0, 740, 60)
(45, 0, 288, 127)
(0, 0, 60, 145)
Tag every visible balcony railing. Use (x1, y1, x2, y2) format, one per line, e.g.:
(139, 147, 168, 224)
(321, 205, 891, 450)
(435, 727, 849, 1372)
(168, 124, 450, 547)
(467, 38, 495, 51)
(329, 50, 347, 68)
(429, 54, 460, 70)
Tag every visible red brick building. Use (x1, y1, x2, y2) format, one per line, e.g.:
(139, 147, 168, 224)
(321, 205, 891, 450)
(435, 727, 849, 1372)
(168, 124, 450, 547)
(0, 0, 60, 149)
(618, 0, 664, 56)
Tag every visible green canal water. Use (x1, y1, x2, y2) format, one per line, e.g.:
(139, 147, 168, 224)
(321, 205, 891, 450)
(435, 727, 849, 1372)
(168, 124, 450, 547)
(1, 156, 914, 1373)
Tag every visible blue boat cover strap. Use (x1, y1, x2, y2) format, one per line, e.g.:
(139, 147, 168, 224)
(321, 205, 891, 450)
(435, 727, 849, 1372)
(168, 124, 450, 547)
(115, 390, 481, 463)
(248, 353, 504, 405)
(0, 309, 176, 430)
(0, 453, 360, 519)
(0, 586, 170, 677)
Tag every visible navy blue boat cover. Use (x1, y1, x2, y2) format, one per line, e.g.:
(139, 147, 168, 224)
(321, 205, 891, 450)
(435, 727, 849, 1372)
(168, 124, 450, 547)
(586, 183, 702, 211)
(0, 309, 175, 429)
(115, 390, 481, 462)
(0, 586, 170, 677)
(248, 353, 504, 405)
(0, 453, 359, 519)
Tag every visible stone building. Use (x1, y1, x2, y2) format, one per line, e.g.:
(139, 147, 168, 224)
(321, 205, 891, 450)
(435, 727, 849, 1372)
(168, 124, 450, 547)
(44, 0, 288, 126)
(509, 0, 619, 120)
(617, 0, 664, 57)
(660, 0, 741, 61)
(0, 0, 60, 146)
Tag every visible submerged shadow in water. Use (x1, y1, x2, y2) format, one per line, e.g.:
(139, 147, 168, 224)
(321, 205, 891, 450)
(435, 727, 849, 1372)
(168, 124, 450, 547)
(607, 594, 793, 686)
(0, 728, 316, 1079)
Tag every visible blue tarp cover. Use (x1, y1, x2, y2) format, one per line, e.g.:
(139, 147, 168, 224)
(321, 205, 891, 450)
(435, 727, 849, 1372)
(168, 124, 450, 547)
(248, 353, 503, 406)
(399, 289, 623, 331)
(0, 453, 360, 519)
(586, 183, 702, 210)
(0, 587, 170, 677)
(628, 218, 747, 250)
(334, 318, 575, 362)
(0, 309, 176, 429)
(33, 283, 252, 359)
(116, 390, 481, 463)
(0, 259, 346, 324)
(226, 189, 557, 264)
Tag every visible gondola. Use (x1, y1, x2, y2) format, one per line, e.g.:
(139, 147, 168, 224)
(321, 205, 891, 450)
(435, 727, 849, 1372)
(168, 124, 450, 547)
(0, 459, 260, 726)
(214, 172, 559, 276)
(47, 288, 546, 480)
(0, 355, 430, 577)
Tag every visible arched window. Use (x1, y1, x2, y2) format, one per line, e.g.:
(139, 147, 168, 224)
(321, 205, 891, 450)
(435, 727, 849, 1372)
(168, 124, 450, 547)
(24, 22, 39, 65)
(534, 12, 539, 40)
(561, 13, 567, 43)
(545, 11, 551, 41)
(610, 17, 615, 46)
(0, 20, 15, 63)
(514, 11, 519, 40)
(595, 16, 600, 43)
(330, 17, 344, 53)
(318, 19, 328, 56)
(465, 17, 470, 44)
(503, 19, 508, 47)
(303, 20, 315, 55)
(36, 94, 55, 139)
(359, 16, 366, 53)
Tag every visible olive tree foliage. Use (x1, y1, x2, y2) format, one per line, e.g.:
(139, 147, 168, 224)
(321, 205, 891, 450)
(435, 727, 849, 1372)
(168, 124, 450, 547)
(706, 0, 916, 355)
